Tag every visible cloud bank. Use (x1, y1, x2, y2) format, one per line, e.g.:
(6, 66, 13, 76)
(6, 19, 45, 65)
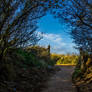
(38, 32, 78, 54)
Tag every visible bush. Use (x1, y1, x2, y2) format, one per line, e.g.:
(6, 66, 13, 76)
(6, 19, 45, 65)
(50, 54, 61, 62)
(55, 54, 79, 65)
(72, 67, 82, 81)
(16, 48, 36, 67)
(16, 48, 55, 68)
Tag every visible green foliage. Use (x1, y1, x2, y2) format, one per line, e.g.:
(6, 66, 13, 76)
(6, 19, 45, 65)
(51, 54, 78, 65)
(72, 53, 92, 82)
(16, 46, 54, 69)
(26, 46, 50, 60)
(48, 60, 56, 66)
(16, 48, 36, 67)
(72, 68, 82, 80)
(0, 46, 56, 91)
(50, 54, 61, 62)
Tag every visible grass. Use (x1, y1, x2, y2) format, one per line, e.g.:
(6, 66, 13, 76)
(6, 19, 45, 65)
(56, 64, 76, 66)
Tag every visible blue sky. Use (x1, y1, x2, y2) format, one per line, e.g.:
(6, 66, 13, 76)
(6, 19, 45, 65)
(37, 14, 78, 54)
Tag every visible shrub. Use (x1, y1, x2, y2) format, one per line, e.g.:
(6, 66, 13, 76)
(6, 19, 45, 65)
(56, 54, 79, 65)
(72, 68, 82, 81)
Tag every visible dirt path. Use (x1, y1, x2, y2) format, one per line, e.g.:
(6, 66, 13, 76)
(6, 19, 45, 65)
(41, 66, 77, 92)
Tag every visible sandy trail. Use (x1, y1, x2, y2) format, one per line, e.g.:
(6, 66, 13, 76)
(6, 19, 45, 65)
(41, 66, 77, 92)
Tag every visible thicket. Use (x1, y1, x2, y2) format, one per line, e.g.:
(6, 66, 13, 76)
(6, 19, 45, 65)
(0, 46, 56, 92)
(72, 50, 92, 92)
(51, 53, 78, 65)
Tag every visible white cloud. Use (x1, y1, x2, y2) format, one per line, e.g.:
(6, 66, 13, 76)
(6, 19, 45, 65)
(43, 33, 62, 42)
(41, 33, 66, 46)
(38, 32, 78, 54)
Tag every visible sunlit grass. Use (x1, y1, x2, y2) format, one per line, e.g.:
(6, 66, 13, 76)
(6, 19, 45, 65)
(56, 64, 76, 66)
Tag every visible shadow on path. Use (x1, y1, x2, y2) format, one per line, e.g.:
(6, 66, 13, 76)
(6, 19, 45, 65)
(41, 66, 77, 92)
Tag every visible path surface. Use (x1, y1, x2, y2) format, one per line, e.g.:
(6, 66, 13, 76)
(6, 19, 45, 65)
(41, 66, 77, 92)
